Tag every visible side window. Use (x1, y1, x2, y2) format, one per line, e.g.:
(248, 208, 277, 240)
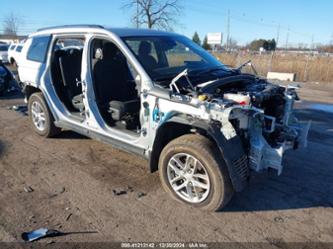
(16, 45, 23, 52)
(27, 36, 51, 62)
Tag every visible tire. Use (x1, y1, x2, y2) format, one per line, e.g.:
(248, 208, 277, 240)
(28, 92, 61, 137)
(12, 59, 17, 68)
(159, 134, 234, 211)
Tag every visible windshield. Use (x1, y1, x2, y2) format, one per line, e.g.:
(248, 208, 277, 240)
(123, 35, 225, 83)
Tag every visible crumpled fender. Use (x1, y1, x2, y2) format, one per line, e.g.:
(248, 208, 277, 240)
(155, 115, 249, 192)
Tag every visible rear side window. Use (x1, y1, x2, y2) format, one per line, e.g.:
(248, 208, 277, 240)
(27, 36, 51, 62)
(0, 46, 8, 51)
(16, 45, 23, 52)
(10, 45, 16, 50)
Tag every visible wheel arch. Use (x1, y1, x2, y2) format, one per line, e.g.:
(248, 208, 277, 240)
(23, 84, 41, 101)
(149, 115, 249, 192)
(27, 90, 61, 137)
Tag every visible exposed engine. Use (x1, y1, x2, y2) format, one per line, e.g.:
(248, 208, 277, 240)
(196, 74, 309, 175)
(168, 71, 310, 175)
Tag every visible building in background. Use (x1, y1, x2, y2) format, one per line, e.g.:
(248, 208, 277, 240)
(207, 32, 223, 51)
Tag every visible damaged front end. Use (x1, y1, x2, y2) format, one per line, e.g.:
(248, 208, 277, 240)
(197, 75, 310, 175)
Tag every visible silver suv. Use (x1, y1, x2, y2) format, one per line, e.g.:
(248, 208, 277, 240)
(18, 25, 310, 211)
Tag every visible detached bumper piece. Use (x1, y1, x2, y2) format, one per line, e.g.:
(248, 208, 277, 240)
(249, 119, 311, 175)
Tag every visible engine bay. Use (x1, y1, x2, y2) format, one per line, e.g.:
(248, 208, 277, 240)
(166, 71, 309, 175)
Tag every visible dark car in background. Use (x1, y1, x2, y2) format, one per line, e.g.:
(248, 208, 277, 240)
(0, 60, 14, 95)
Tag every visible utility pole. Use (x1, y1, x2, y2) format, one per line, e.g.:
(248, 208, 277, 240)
(276, 24, 280, 48)
(326, 32, 333, 82)
(285, 26, 290, 50)
(226, 9, 230, 51)
(136, 0, 139, 29)
(311, 35, 314, 51)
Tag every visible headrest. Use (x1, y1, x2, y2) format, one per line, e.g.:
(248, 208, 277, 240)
(54, 49, 66, 58)
(95, 48, 103, 60)
(68, 48, 82, 56)
(138, 41, 152, 55)
(102, 42, 118, 59)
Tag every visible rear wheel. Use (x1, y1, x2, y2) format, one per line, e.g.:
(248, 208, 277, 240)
(159, 134, 234, 211)
(28, 92, 61, 137)
(11, 59, 17, 68)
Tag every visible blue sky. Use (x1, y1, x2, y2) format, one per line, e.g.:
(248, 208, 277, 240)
(0, 0, 332, 47)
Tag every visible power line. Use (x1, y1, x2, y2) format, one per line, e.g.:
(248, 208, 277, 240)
(186, 3, 313, 40)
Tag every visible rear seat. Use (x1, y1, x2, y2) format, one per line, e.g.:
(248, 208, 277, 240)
(58, 49, 84, 111)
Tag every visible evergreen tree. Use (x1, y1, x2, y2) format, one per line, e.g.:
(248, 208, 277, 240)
(192, 31, 201, 45)
(202, 36, 211, 50)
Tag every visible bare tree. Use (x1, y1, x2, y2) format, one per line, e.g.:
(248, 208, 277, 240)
(122, 0, 182, 30)
(3, 12, 22, 35)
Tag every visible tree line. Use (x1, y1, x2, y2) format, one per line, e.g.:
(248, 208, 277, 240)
(247, 39, 277, 51)
(192, 31, 211, 50)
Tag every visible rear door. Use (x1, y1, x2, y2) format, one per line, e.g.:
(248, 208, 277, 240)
(18, 36, 51, 85)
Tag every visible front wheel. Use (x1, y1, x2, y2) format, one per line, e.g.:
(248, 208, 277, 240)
(28, 92, 61, 137)
(159, 134, 234, 211)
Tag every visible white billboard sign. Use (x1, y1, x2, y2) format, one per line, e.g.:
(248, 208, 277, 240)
(207, 32, 222, 45)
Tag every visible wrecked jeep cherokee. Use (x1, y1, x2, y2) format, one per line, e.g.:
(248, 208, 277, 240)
(18, 25, 310, 211)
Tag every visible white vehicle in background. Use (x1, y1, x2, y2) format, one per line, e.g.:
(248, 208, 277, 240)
(0, 44, 9, 63)
(8, 43, 24, 67)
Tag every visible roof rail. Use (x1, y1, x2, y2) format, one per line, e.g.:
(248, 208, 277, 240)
(37, 24, 104, 32)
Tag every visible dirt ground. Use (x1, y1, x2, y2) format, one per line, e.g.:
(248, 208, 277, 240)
(0, 78, 333, 245)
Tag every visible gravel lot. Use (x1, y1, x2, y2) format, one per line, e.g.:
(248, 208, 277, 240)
(0, 76, 332, 244)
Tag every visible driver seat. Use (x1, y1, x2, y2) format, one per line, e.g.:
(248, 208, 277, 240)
(138, 41, 158, 70)
(93, 42, 140, 124)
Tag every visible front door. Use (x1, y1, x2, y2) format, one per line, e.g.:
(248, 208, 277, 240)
(85, 37, 142, 136)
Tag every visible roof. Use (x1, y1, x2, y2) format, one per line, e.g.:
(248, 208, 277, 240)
(32, 24, 179, 38)
(37, 24, 104, 32)
(108, 28, 178, 37)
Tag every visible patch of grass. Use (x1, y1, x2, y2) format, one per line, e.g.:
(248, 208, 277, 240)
(213, 52, 333, 83)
